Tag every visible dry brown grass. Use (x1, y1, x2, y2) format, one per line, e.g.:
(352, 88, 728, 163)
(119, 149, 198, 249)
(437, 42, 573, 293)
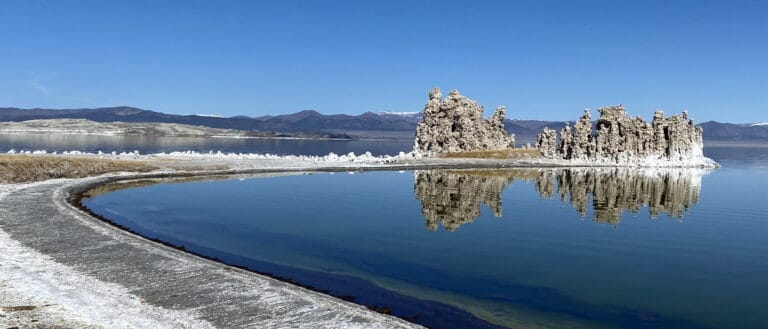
(0, 155, 155, 183)
(441, 148, 542, 159)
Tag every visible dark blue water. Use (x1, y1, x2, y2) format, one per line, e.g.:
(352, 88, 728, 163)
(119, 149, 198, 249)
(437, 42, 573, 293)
(0, 133, 413, 156)
(81, 146, 768, 329)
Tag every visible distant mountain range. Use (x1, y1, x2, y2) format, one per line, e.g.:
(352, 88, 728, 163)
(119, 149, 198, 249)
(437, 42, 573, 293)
(0, 118, 351, 139)
(0, 107, 416, 133)
(1, 107, 766, 142)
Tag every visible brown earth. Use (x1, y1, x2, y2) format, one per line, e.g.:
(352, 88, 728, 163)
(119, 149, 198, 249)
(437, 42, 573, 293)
(0, 155, 155, 183)
(441, 148, 542, 159)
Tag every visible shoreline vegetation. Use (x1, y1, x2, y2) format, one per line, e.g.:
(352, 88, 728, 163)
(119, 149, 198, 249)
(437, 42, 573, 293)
(0, 154, 155, 183)
(442, 148, 542, 159)
(1, 142, 721, 185)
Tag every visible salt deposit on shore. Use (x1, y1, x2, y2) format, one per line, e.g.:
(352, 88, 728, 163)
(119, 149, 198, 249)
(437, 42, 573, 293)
(1, 180, 215, 329)
(0, 170, 424, 329)
(0, 147, 720, 328)
(5, 148, 718, 168)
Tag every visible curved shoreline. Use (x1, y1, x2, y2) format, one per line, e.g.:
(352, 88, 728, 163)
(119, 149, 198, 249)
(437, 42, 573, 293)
(2, 156, 540, 329)
(0, 171, 424, 328)
(0, 154, 720, 328)
(70, 173, 508, 329)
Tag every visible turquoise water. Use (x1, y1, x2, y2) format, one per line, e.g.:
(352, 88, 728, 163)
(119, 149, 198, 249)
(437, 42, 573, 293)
(83, 148, 768, 328)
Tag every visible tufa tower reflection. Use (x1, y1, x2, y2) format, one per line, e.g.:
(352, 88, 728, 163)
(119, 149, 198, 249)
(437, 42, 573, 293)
(413, 168, 706, 230)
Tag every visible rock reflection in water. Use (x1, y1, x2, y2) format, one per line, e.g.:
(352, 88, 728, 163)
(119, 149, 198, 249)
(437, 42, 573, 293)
(550, 169, 702, 224)
(413, 170, 538, 231)
(414, 168, 705, 230)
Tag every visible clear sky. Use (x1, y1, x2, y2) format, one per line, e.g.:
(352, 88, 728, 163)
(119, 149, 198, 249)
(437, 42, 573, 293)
(1, 0, 766, 122)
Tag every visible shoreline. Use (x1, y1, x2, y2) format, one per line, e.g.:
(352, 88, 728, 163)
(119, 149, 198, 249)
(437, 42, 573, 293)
(0, 171, 425, 329)
(72, 176, 507, 329)
(0, 155, 540, 329)
(0, 154, 720, 328)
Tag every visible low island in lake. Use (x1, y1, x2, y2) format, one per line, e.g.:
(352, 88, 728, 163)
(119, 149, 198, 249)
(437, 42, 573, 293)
(412, 87, 718, 168)
(0, 88, 734, 329)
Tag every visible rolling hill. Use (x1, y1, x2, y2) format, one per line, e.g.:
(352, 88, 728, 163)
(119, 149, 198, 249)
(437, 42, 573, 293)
(1, 107, 765, 142)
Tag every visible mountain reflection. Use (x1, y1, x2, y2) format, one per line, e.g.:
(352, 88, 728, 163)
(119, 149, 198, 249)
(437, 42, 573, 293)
(413, 168, 706, 230)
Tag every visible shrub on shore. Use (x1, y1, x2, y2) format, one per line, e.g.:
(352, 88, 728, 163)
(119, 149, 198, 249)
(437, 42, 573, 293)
(0, 155, 155, 183)
(441, 148, 542, 159)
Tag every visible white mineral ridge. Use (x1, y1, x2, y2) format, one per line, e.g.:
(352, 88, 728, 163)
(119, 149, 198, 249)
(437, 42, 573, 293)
(5, 149, 420, 164)
(537, 155, 719, 168)
(0, 181, 214, 329)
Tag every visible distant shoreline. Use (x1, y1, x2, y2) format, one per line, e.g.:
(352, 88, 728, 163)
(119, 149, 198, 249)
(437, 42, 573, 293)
(704, 140, 768, 147)
(0, 130, 358, 141)
(0, 118, 356, 140)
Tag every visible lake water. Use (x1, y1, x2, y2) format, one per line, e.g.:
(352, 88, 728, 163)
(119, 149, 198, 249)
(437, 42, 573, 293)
(80, 145, 768, 329)
(0, 133, 413, 156)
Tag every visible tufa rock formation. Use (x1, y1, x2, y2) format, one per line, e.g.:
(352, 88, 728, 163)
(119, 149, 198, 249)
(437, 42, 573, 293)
(413, 168, 704, 230)
(535, 105, 713, 166)
(536, 128, 557, 158)
(414, 88, 515, 155)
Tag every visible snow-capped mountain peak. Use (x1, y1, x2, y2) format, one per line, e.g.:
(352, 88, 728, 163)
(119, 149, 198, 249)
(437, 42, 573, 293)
(377, 111, 421, 116)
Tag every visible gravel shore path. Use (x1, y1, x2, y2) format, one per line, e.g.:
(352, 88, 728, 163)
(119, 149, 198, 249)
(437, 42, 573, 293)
(0, 174, 422, 329)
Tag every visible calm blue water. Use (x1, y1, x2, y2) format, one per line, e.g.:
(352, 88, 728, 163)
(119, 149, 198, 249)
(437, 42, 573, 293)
(0, 133, 413, 156)
(81, 146, 768, 329)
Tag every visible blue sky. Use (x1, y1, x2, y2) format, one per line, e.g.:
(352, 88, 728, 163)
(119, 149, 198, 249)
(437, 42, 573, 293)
(1, 0, 766, 122)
